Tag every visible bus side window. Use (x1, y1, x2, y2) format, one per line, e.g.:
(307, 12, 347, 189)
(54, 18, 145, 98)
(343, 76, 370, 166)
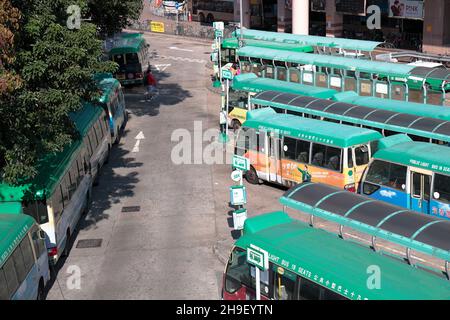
(22, 200, 49, 225)
(2, 258, 19, 298)
(250, 266, 270, 297)
(433, 174, 450, 204)
(0, 269, 9, 299)
(51, 188, 64, 221)
(354, 145, 369, 166)
(347, 148, 354, 168)
(274, 267, 297, 300)
(31, 225, 47, 258)
(19, 236, 35, 275)
(11, 247, 27, 285)
(299, 277, 321, 300)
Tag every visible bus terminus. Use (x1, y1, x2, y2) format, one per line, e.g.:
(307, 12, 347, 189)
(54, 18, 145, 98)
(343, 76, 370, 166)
(0, 103, 111, 264)
(223, 211, 450, 300)
(95, 73, 128, 144)
(361, 134, 450, 220)
(109, 33, 149, 85)
(235, 107, 382, 191)
(0, 214, 50, 300)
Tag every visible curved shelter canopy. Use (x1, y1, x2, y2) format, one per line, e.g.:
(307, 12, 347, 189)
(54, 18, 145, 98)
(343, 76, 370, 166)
(251, 90, 450, 142)
(280, 182, 450, 262)
(233, 29, 383, 52)
(333, 91, 450, 121)
(232, 73, 337, 99)
(238, 46, 415, 78)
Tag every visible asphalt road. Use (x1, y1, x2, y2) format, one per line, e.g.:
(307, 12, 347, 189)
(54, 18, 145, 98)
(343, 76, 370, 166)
(46, 32, 283, 300)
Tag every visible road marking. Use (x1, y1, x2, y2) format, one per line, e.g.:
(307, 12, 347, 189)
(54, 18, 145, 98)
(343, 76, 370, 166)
(155, 64, 171, 72)
(159, 55, 206, 64)
(169, 46, 194, 52)
(132, 131, 145, 153)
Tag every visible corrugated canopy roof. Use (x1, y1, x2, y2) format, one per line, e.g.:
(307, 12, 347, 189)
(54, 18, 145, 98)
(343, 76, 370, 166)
(252, 90, 450, 142)
(238, 46, 415, 78)
(232, 73, 337, 98)
(280, 182, 450, 262)
(233, 29, 384, 52)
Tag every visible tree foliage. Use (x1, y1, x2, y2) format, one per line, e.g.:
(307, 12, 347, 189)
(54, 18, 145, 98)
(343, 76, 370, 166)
(88, 0, 144, 38)
(0, 0, 125, 184)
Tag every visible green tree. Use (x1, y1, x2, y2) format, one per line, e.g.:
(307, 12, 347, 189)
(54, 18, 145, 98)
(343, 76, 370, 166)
(87, 0, 143, 38)
(0, 0, 116, 184)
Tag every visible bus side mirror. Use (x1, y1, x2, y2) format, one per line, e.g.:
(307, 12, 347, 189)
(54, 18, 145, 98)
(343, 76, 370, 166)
(401, 184, 406, 190)
(39, 230, 46, 240)
(434, 192, 440, 200)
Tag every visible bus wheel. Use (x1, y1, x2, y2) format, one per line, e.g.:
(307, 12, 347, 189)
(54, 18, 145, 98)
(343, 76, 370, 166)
(104, 146, 111, 165)
(206, 14, 214, 24)
(245, 166, 260, 185)
(37, 279, 45, 300)
(62, 229, 71, 258)
(232, 120, 241, 133)
(93, 165, 101, 186)
(199, 13, 205, 23)
(114, 128, 121, 144)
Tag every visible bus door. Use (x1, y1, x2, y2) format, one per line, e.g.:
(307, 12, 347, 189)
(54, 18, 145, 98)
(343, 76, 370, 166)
(410, 168, 432, 215)
(268, 133, 282, 184)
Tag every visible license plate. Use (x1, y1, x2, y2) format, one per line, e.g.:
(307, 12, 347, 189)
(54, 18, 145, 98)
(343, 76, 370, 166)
(116, 74, 125, 80)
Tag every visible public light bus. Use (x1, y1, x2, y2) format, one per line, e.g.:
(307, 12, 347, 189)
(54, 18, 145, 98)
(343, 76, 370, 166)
(236, 46, 450, 106)
(109, 33, 150, 85)
(0, 214, 50, 300)
(250, 90, 450, 146)
(95, 73, 127, 144)
(0, 103, 111, 264)
(235, 107, 383, 191)
(223, 211, 450, 300)
(361, 134, 450, 220)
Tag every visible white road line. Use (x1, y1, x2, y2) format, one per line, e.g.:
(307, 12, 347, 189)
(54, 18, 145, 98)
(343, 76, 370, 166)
(159, 55, 206, 64)
(132, 131, 146, 153)
(169, 46, 194, 52)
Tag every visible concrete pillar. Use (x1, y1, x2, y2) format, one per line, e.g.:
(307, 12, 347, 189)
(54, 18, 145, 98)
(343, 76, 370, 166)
(422, 0, 450, 54)
(277, 0, 292, 33)
(292, 0, 309, 35)
(325, 0, 343, 38)
(234, 0, 251, 28)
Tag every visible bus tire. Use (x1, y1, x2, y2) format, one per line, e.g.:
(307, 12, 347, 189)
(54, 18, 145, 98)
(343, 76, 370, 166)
(245, 166, 260, 185)
(114, 127, 121, 144)
(199, 13, 205, 23)
(62, 229, 71, 258)
(37, 278, 45, 300)
(206, 14, 214, 24)
(93, 164, 101, 186)
(104, 146, 111, 165)
(232, 120, 241, 133)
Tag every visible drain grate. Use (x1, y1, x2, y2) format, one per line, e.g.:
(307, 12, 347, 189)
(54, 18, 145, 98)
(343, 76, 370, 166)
(76, 239, 102, 249)
(121, 206, 141, 213)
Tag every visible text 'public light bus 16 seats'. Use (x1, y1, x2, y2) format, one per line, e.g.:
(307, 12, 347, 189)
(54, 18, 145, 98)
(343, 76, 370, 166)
(222, 211, 450, 300)
(0, 214, 50, 300)
(235, 45, 450, 106)
(109, 33, 150, 85)
(95, 73, 127, 144)
(0, 103, 111, 264)
(235, 107, 383, 191)
(362, 134, 450, 220)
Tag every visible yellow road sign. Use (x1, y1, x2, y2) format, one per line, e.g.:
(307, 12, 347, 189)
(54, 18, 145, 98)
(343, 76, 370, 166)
(150, 21, 165, 33)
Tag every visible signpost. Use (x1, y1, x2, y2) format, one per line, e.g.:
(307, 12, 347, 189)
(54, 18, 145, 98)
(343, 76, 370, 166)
(247, 244, 269, 300)
(230, 154, 249, 230)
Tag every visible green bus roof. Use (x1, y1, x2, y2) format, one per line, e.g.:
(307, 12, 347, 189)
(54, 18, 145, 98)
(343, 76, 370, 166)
(232, 73, 337, 99)
(244, 107, 382, 148)
(109, 36, 146, 55)
(222, 37, 314, 52)
(374, 137, 450, 176)
(333, 91, 450, 121)
(237, 46, 415, 78)
(97, 76, 120, 104)
(233, 29, 384, 52)
(0, 214, 35, 267)
(0, 103, 102, 203)
(236, 211, 450, 300)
